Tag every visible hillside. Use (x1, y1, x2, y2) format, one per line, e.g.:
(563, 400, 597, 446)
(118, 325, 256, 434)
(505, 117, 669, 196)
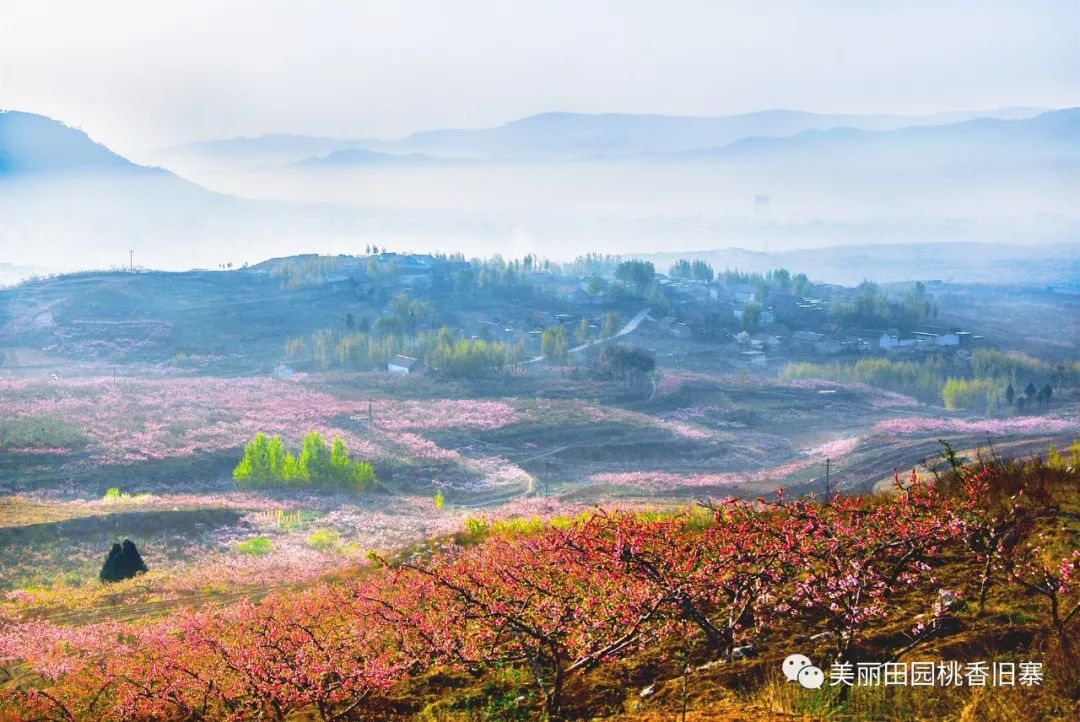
(0, 108, 236, 227)
(0, 111, 144, 174)
(2, 453, 1077, 720)
(0, 257, 1078, 721)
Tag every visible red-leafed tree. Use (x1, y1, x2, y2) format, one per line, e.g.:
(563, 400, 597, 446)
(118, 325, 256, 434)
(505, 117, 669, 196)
(371, 531, 669, 718)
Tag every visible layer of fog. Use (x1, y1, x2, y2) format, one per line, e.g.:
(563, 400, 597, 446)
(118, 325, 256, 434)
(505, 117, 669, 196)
(2, 149, 1077, 282)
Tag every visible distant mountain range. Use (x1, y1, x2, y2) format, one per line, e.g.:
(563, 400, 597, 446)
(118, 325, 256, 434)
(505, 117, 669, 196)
(150, 107, 1049, 168)
(11, 107, 1075, 178)
(358, 107, 1052, 161)
(1, 107, 1076, 275)
(627, 108, 1080, 174)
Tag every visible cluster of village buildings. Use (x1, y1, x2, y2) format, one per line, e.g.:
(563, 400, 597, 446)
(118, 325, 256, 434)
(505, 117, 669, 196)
(353, 253, 980, 373)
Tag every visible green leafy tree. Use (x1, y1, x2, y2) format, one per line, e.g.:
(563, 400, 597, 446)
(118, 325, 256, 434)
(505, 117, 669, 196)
(285, 337, 307, 358)
(691, 259, 714, 283)
(282, 453, 302, 482)
(235, 432, 375, 492)
(233, 433, 273, 484)
(541, 326, 569, 363)
(598, 344, 656, 387)
(741, 302, 762, 330)
(601, 311, 621, 339)
(575, 318, 591, 346)
(300, 432, 331, 485)
(350, 459, 376, 492)
(268, 436, 286, 479)
(330, 437, 351, 481)
(669, 259, 692, 278)
(942, 378, 1000, 411)
(614, 260, 655, 294)
(645, 283, 669, 316)
(585, 274, 605, 303)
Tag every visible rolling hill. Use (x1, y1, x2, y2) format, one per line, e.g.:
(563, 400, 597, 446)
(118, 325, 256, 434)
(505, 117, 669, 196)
(0, 110, 146, 174)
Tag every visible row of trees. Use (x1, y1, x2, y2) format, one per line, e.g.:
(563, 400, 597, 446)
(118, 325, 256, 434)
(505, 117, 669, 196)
(6, 454, 1077, 719)
(941, 377, 1003, 412)
(290, 324, 528, 379)
(669, 258, 715, 283)
(786, 349, 1075, 414)
(717, 267, 814, 301)
(1004, 381, 1054, 412)
(233, 431, 376, 491)
(426, 336, 520, 379)
(829, 280, 935, 330)
(941, 376, 1055, 413)
(976, 348, 1080, 390)
(784, 356, 955, 402)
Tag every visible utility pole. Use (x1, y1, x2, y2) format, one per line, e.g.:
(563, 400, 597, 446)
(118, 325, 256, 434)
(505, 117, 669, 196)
(824, 457, 831, 505)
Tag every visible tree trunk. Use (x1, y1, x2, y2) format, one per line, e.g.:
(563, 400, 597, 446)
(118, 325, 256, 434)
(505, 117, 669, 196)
(978, 552, 994, 615)
(545, 661, 565, 720)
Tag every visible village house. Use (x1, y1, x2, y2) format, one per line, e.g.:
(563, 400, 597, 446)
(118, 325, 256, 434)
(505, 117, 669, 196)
(879, 330, 918, 350)
(658, 315, 693, 339)
(734, 286, 756, 304)
(739, 349, 768, 367)
(551, 284, 590, 304)
(529, 311, 560, 330)
(388, 354, 421, 375)
(814, 338, 846, 355)
(770, 294, 827, 327)
(791, 330, 825, 352)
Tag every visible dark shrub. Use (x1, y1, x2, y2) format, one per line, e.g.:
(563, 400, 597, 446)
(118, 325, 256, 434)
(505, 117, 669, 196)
(99, 538, 149, 583)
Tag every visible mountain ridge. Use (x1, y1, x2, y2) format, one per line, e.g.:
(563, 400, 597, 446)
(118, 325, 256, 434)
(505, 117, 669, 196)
(151, 106, 1051, 165)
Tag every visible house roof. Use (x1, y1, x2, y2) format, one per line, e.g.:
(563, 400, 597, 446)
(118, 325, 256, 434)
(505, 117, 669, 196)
(389, 354, 420, 368)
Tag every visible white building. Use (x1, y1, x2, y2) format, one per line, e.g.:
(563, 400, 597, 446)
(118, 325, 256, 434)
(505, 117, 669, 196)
(879, 330, 917, 350)
(388, 354, 421, 375)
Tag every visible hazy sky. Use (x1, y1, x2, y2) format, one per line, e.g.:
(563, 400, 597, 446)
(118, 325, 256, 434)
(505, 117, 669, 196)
(1, 0, 1077, 154)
